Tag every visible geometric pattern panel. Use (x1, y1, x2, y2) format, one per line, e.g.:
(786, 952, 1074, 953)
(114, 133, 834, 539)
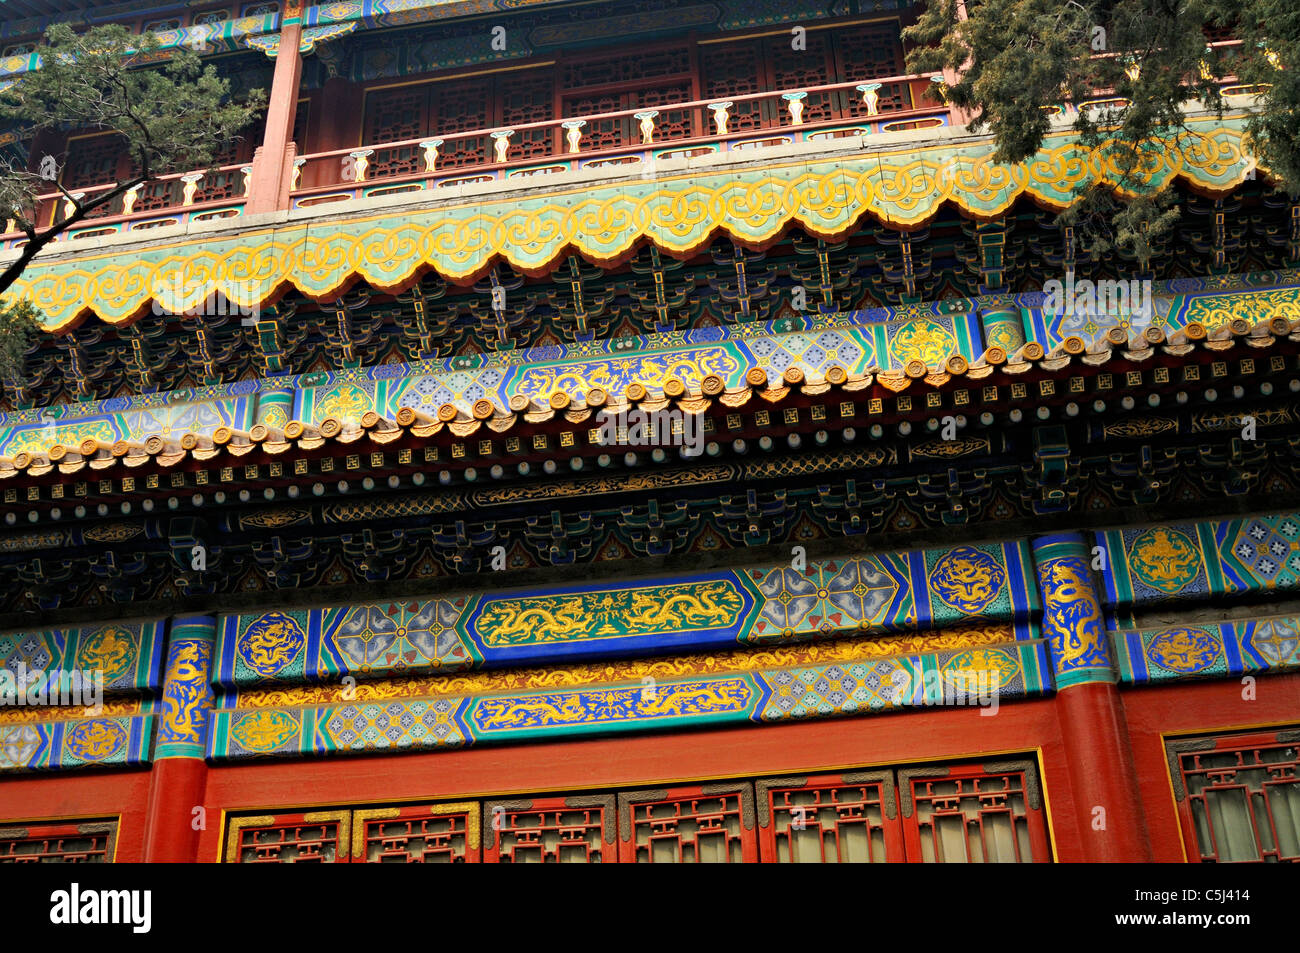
(1112, 615, 1300, 683)
(1096, 511, 1300, 612)
(1023, 270, 1300, 351)
(214, 541, 1038, 689)
(0, 395, 252, 460)
(0, 303, 982, 452)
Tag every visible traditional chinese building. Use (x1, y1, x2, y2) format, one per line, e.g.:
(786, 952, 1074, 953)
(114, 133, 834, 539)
(0, 0, 1296, 864)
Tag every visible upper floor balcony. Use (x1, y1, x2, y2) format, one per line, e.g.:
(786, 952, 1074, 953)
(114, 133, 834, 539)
(1, 15, 951, 246)
(0, 10, 1266, 252)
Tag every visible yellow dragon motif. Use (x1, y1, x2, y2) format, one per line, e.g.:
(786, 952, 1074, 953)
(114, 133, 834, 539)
(476, 580, 744, 646)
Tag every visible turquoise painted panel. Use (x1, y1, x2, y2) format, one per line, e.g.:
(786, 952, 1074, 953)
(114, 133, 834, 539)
(1112, 615, 1300, 683)
(5, 270, 1295, 451)
(1096, 510, 1300, 612)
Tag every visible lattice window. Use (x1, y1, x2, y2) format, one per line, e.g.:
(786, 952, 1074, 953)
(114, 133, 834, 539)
(194, 169, 243, 204)
(1171, 728, 1300, 863)
(565, 92, 627, 151)
(702, 42, 767, 133)
(561, 46, 691, 90)
(634, 82, 696, 142)
(63, 133, 126, 190)
(836, 24, 909, 117)
(900, 760, 1049, 863)
(0, 819, 116, 863)
(770, 31, 837, 124)
(758, 772, 902, 863)
(133, 179, 185, 213)
(619, 784, 757, 863)
(364, 86, 429, 178)
(430, 77, 492, 168)
(499, 71, 556, 161)
(225, 811, 349, 863)
(352, 804, 479, 863)
(484, 796, 615, 863)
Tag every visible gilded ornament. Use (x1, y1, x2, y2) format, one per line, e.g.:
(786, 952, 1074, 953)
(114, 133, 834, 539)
(75, 626, 137, 684)
(65, 719, 126, 762)
(237, 612, 306, 677)
(930, 547, 1006, 614)
(230, 709, 299, 752)
(1147, 627, 1220, 673)
(1129, 527, 1203, 594)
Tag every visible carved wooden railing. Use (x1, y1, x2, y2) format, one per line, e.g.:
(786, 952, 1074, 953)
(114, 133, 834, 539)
(2, 161, 252, 249)
(287, 73, 950, 207)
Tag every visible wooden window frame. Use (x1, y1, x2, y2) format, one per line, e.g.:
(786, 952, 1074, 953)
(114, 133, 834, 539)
(1168, 726, 1300, 864)
(482, 794, 616, 863)
(0, 816, 118, 863)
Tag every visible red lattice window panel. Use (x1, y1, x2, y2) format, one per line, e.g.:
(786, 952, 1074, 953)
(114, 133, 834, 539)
(429, 77, 492, 169)
(900, 760, 1050, 863)
(0, 819, 117, 862)
(757, 771, 904, 863)
(618, 783, 757, 863)
(770, 30, 838, 125)
(62, 133, 127, 189)
(224, 810, 349, 863)
(1170, 728, 1300, 863)
(500, 71, 557, 161)
(483, 795, 616, 863)
(561, 45, 691, 91)
(834, 23, 909, 116)
(364, 85, 430, 179)
(701, 42, 767, 134)
(194, 169, 243, 204)
(352, 803, 480, 863)
(133, 178, 185, 213)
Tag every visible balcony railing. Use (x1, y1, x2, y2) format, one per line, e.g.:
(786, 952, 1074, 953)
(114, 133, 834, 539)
(288, 74, 950, 207)
(1, 161, 251, 250)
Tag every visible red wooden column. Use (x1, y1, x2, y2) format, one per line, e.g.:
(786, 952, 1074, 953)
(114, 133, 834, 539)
(1032, 533, 1150, 861)
(247, 22, 305, 214)
(142, 615, 216, 862)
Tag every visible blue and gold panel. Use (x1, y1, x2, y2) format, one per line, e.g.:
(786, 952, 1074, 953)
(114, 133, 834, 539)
(215, 541, 1036, 688)
(155, 616, 216, 760)
(1112, 615, 1300, 683)
(466, 575, 760, 666)
(467, 675, 760, 740)
(206, 635, 1052, 762)
(1096, 511, 1300, 612)
(1032, 533, 1114, 688)
(295, 313, 982, 424)
(0, 715, 154, 772)
(0, 620, 165, 695)
(216, 602, 479, 690)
